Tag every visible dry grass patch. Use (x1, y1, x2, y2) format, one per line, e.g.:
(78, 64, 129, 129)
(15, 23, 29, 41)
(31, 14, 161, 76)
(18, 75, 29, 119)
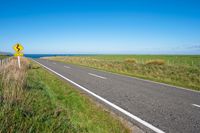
(124, 58, 137, 64)
(0, 57, 29, 104)
(145, 59, 165, 65)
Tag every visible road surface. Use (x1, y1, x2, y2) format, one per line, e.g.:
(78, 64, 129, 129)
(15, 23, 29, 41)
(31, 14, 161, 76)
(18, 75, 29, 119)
(33, 59, 200, 133)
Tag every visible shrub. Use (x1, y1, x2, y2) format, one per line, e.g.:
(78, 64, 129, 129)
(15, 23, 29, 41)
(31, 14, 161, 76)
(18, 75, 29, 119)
(145, 59, 165, 65)
(124, 58, 137, 64)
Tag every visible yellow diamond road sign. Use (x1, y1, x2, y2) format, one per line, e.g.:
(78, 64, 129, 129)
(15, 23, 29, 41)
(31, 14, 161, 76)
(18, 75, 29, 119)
(14, 52, 24, 57)
(13, 43, 24, 52)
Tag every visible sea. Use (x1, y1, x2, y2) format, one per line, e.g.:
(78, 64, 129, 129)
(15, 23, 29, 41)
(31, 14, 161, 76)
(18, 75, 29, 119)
(24, 54, 95, 58)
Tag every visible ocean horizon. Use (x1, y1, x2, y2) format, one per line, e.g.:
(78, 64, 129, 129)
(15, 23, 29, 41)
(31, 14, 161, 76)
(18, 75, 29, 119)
(24, 54, 96, 58)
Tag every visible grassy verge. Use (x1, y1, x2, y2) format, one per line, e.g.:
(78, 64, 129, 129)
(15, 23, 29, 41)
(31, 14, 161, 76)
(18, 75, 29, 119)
(0, 57, 130, 133)
(0, 55, 9, 59)
(45, 55, 200, 91)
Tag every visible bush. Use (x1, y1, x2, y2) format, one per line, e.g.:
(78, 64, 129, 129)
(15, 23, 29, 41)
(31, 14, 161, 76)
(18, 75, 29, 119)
(145, 60, 165, 65)
(124, 58, 137, 64)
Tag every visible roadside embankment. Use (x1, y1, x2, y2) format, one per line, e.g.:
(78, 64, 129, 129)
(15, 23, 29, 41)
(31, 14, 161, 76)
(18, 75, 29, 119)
(0, 57, 131, 133)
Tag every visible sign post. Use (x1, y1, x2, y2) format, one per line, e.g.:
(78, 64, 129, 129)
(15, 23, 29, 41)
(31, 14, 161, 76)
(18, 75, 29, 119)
(13, 43, 24, 69)
(18, 56, 21, 68)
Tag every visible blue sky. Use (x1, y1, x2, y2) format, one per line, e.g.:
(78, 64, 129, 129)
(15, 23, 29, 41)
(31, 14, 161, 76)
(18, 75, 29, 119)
(0, 0, 200, 54)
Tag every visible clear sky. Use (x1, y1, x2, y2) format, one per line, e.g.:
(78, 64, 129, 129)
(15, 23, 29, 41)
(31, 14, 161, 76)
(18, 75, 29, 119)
(0, 0, 200, 54)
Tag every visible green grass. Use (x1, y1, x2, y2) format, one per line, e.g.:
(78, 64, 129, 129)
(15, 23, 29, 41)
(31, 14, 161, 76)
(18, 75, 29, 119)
(0, 55, 9, 59)
(0, 60, 130, 133)
(46, 55, 200, 91)
(86, 55, 200, 67)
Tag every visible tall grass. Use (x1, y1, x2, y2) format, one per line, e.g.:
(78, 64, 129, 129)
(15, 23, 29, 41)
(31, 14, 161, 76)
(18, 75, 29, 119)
(0, 57, 28, 104)
(0, 57, 32, 132)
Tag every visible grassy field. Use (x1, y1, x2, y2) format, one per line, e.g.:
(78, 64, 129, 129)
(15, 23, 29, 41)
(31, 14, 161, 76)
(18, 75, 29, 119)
(0, 57, 130, 133)
(45, 55, 200, 91)
(80, 55, 200, 67)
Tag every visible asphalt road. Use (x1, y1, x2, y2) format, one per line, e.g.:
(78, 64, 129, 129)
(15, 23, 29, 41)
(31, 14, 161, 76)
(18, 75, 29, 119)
(34, 59, 200, 133)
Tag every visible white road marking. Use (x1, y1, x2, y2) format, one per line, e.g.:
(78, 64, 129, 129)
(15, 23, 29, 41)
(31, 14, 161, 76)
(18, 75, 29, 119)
(84, 66, 200, 93)
(33, 59, 165, 133)
(192, 104, 200, 108)
(64, 66, 70, 69)
(88, 73, 107, 79)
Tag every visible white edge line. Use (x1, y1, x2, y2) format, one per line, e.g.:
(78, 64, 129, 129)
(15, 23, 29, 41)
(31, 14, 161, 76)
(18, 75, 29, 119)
(32, 59, 165, 133)
(64, 66, 70, 69)
(192, 104, 200, 108)
(88, 73, 107, 79)
(129, 76, 200, 93)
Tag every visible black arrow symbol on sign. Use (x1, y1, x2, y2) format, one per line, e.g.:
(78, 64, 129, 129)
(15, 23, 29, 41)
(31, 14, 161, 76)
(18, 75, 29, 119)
(16, 44, 20, 52)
